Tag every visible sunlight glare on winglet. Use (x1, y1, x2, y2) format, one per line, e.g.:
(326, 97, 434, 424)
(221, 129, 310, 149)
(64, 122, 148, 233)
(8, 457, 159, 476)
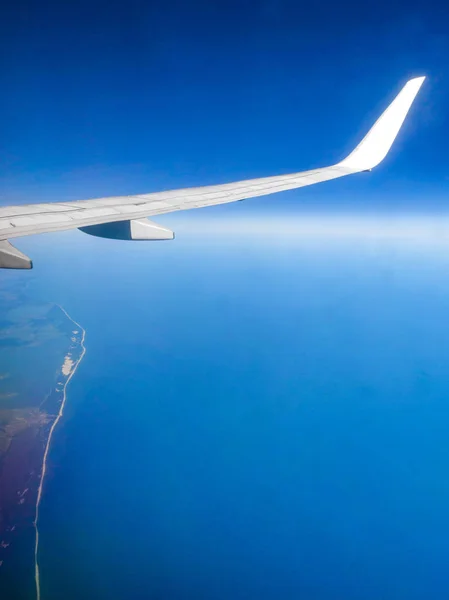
(338, 76, 426, 172)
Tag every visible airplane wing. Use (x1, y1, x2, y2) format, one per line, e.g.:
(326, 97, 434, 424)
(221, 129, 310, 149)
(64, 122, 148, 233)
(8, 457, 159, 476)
(0, 76, 425, 269)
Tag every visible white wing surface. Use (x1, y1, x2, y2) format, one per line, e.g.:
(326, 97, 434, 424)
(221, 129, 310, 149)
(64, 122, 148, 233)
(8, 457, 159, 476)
(0, 77, 425, 269)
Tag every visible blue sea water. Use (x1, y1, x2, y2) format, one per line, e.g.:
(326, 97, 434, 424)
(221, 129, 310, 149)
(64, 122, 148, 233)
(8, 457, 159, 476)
(23, 220, 449, 599)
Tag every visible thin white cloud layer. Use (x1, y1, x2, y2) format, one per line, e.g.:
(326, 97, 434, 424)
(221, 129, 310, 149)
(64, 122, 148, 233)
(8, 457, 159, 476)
(164, 212, 449, 244)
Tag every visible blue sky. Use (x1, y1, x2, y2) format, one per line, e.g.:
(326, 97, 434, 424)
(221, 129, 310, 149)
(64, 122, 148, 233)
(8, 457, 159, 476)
(1, 0, 448, 219)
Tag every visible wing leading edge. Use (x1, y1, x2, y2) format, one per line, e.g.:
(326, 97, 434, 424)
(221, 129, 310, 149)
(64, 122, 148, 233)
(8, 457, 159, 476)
(0, 76, 425, 268)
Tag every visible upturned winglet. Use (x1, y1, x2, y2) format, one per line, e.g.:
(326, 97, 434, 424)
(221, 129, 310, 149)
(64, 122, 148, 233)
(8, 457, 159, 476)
(338, 76, 425, 172)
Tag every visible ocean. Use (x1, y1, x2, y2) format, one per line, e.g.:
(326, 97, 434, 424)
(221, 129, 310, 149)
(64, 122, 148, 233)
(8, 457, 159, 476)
(22, 219, 449, 599)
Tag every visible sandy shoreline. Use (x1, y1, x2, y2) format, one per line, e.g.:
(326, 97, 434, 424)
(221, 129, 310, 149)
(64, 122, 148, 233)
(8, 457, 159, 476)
(33, 306, 86, 600)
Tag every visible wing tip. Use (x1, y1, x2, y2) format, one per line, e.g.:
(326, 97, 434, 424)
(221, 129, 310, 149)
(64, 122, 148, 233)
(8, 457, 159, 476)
(338, 74, 426, 172)
(406, 75, 426, 92)
(409, 75, 426, 83)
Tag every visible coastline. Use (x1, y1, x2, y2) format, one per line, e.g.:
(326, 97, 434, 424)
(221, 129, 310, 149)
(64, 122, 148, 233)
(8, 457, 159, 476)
(33, 306, 86, 600)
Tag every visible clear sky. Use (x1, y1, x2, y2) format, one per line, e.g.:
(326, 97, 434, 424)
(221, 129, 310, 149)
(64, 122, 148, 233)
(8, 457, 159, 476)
(1, 0, 448, 219)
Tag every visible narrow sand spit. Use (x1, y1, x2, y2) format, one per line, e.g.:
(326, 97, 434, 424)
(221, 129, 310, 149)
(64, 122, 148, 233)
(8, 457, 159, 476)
(34, 306, 86, 600)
